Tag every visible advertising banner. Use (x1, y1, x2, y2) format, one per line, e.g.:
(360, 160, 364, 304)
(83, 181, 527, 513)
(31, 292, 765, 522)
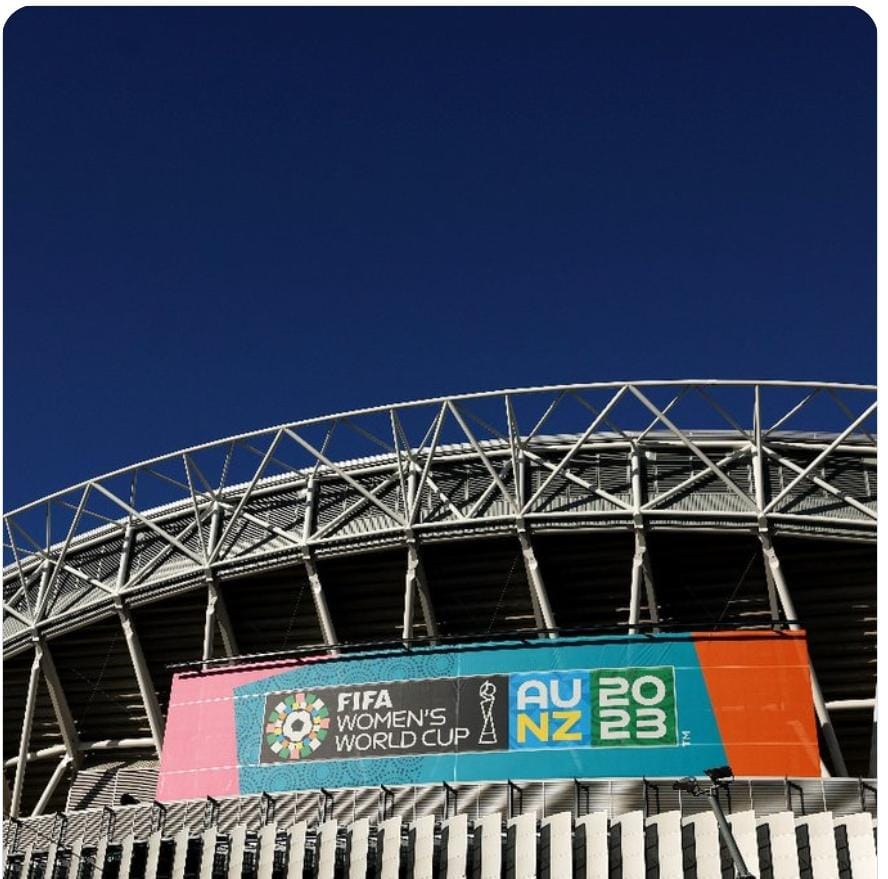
(156, 631, 820, 801)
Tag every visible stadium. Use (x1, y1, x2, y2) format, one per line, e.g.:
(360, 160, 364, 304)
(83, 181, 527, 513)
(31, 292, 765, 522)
(2, 380, 877, 878)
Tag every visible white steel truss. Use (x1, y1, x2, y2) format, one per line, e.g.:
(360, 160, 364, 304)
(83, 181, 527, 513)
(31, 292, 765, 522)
(2, 381, 877, 802)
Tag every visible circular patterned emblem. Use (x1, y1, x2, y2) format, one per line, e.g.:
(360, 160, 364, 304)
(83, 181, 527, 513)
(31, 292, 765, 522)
(265, 692, 330, 760)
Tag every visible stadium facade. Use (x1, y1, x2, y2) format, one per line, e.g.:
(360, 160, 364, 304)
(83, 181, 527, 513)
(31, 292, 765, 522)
(2, 381, 877, 878)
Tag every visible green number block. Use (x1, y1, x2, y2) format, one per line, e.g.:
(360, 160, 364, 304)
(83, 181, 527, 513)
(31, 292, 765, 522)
(590, 666, 677, 747)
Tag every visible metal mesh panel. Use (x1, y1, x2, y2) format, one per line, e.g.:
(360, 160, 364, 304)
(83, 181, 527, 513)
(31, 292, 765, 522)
(824, 779, 871, 819)
(478, 783, 509, 820)
(541, 781, 574, 819)
(749, 781, 792, 818)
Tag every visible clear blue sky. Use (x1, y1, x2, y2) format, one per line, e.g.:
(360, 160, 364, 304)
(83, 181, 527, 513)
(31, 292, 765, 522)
(4, 7, 875, 510)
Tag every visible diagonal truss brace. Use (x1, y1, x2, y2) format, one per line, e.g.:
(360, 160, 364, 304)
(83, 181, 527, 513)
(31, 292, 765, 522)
(522, 387, 629, 515)
(115, 598, 164, 755)
(300, 479, 338, 653)
(285, 428, 406, 529)
(39, 640, 82, 763)
(628, 386, 757, 510)
(30, 756, 72, 817)
(762, 402, 878, 515)
(10, 642, 42, 818)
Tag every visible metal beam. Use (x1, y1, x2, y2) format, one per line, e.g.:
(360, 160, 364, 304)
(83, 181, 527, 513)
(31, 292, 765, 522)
(301, 475, 339, 652)
(115, 600, 164, 754)
(628, 385, 757, 509)
(11, 642, 42, 818)
(758, 531, 848, 776)
(38, 640, 82, 762)
(303, 550, 338, 654)
(202, 577, 239, 662)
(116, 521, 137, 590)
(403, 537, 438, 643)
(3, 737, 156, 770)
(30, 757, 71, 817)
(212, 580, 239, 658)
(516, 523, 557, 638)
(825, 698, 876, 711)
(285, 428, 406, 528)
(763, 401, 878, 514)
(522, 386, 627, 514)
(750, 392, 783, 624)
(630, 446, 658, 633)
(202, 579, 217, 664)
(207, 430, 285, 564)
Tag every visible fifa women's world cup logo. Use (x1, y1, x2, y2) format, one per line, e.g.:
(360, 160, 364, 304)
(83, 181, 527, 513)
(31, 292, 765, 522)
(479, 679, 498, 745)
(265, 692, 331, 760)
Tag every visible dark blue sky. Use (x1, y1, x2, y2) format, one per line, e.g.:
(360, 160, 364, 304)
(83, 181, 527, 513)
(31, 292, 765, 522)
(4, 7, 875, 509)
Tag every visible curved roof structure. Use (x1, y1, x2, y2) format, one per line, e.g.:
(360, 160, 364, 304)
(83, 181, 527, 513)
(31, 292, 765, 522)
(2, 381, 877, 816)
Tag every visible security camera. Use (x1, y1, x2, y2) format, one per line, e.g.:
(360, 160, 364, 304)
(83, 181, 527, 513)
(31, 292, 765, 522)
(704, 765, 734, 784)
(672, 777, 700, 794)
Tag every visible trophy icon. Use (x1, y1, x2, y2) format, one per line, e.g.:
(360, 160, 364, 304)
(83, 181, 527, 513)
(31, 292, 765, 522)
(479, 680, 498, 745)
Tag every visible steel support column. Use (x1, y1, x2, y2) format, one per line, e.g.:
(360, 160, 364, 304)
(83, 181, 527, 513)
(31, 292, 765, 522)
(11, 642, 43, 818)
(516, 522, 557, 638)
(115, 600, 164, 754)
(751, 389, 781, 621)
(629, 446, 658, 633)
(869, 693, 877, 778)
(759, 530, 848, 776)
(402, 536, 438, 644)
(201, 578, 217, 665)
(38, 640, 81, 764)
(202, 578, 240, 663)
(302, 476, 338, 653)
(30, 757, 71, 817)
(303, 551, 338, 654)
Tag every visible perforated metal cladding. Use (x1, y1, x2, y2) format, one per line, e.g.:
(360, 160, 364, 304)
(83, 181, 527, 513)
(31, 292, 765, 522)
(420, 536, 536, 637)
(128, 517, 200, 585)
(131, 590, 213, 718)
(526, 453, 633, 515)
(6, 756, 72, 817)
(48, 615, 152, 744)
(66, 763, 122, 812)
(65, 755, 158, 813)
(3, 650, 66, 799)
(218, 567, 323, 656)
(645, 532, 774, 628)
(530, 532, 634, 630)
(3, 610, 30, 640)
(416, 469, 464, 523)
(773, 537, 875, 774)
(769, 452, 876, 520)
(313, 549, 411, 643)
